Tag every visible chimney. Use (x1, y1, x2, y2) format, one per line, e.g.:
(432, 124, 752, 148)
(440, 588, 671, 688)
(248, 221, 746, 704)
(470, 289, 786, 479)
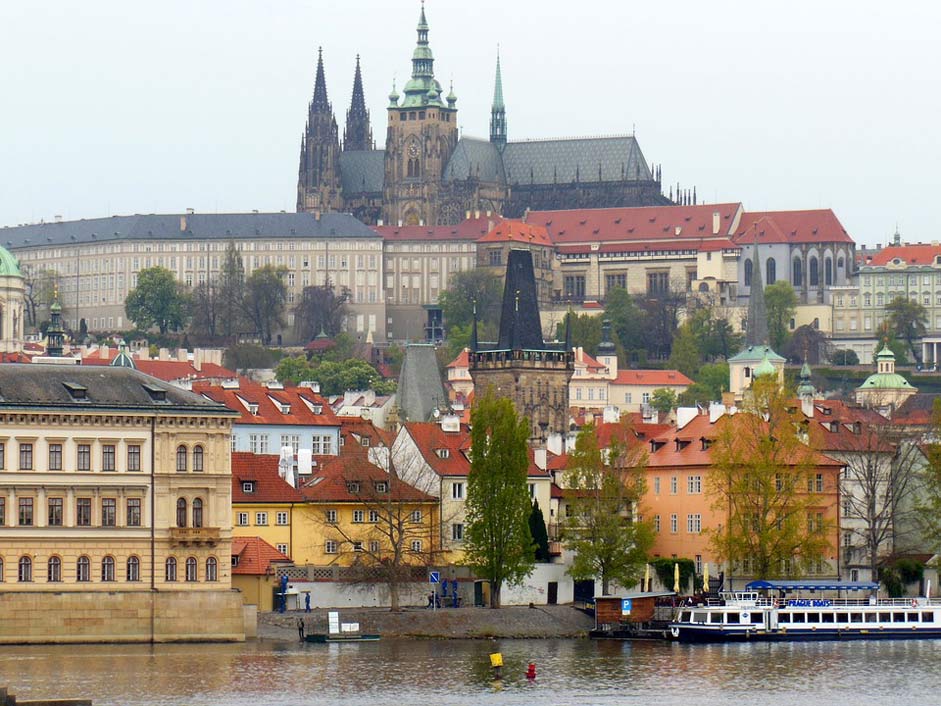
(474, 210, 480, 219)
(465, 210, 471, 220)
(377, 219, 384, 226)
(177, 349, 188, 363)
(712, 211, 720, 235)
(55, 214, 63, 223)
(801, 395, 814, 419)
(159, 348, 170, 361)
(193, 349, 202, 372)
(397, 219, 403, 227)
(534, 448, 547, 470)
(180, 215, 187, 232)
(99, 345, 110, 360)
(185, 207, 195, 215)
(419, 219, 424, 226)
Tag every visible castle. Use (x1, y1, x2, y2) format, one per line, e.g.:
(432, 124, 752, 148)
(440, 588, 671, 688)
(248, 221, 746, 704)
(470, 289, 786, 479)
(296, 3, 670, 227)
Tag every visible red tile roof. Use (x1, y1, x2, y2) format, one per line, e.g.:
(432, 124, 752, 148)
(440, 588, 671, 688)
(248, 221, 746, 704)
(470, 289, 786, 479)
(447, 349, 470, 369)
(339, 417, 394, 449)
(733, 209, 853, 245)
(575, 350, 606, 372)
(231, 536, 292, 575)
(611, 370, 693, 386)
(301, 451, 435, 503)
(375, 214, 503, 241)
(864, 245, 941, 267)
(194, 380, 339, 427)
(477, 220, 553, 247)
(231, 452, 305, 503)
(81, 355, 236, 382)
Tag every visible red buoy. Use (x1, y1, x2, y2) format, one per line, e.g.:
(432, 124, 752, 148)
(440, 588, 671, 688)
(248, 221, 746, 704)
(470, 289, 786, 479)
(526, 662, 537, 680)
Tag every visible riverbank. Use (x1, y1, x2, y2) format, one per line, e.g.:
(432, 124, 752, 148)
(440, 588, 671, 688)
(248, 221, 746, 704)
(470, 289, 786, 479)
(258, 604, 595, 640)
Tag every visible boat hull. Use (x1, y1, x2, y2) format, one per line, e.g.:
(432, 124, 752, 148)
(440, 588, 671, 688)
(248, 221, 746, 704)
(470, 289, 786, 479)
(673, 626, 941, 643)
(304, 633, 381, 643)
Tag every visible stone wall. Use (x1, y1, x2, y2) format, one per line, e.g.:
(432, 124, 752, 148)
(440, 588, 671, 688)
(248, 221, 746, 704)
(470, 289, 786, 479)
(0, 589, 245, 644)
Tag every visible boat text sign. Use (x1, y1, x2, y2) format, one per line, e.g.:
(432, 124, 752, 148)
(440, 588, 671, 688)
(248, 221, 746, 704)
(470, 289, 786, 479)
(787, 599, 832, 607)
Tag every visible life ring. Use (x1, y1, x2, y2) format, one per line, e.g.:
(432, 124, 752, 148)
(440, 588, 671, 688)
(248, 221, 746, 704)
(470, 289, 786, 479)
(741, 612, 750, 621)
(912, 599, 918, 608)
(670, 627, 680, 638)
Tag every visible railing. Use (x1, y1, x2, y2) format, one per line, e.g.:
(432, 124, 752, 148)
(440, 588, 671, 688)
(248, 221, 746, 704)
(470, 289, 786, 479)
(705, 596, 941, 608)
(168, 527, 220, 546)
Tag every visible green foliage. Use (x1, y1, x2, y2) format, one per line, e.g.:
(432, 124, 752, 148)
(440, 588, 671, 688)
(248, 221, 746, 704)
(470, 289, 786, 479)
(831, 349, 860, 366)
(224, 343, 276, 371)
(275, 356, 316, 385)
(667, 323, 702, 379)
(293, 282, 348, 342)
(529, 500, 551, 563)
(917, 400, 941, 562)
(317, 331, 357, 363)
(463, 392, 534, 607)
(651, 558, 696, 594)
(243, 265, 287, 345)
(279, 358, 390, 395)
(783, 324, 831, 364)
(563, 421, 654, 595)
(879, 558, 922, 599)
(439, 269, 503, 335)
(604, 288, 645, 363)
(685, 306, 743, 361)
(555, 312, 602, 354)
(886, 296, 928, 364)
(649, 388, 678, 415)
(677, 363, 729, 406)
(125, 266, 190, 335)
(764, 281, 798, 351)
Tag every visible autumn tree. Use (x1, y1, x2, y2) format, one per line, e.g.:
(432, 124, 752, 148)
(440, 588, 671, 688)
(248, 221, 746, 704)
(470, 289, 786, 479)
(243, 265, 287, 345)
(125, 266, 190, 334)
(886, 296, 928, 365)
(463, 391, 534, 607)
(709, 376, 834, 580)
(563, 421, 654, 594)
(764, 280, 798, 351)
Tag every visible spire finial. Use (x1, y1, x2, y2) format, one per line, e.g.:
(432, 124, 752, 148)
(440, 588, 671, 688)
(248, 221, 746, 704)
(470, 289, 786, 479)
(489, 48, 507, 148)
(310, 46, 330, 114)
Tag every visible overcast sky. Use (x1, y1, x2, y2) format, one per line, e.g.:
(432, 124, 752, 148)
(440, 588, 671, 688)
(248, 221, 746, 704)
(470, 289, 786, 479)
(2, 0, 939, 247)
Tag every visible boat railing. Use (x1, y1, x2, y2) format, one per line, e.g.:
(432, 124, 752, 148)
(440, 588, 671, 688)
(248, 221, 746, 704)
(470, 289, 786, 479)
(703, 596, 941, 609)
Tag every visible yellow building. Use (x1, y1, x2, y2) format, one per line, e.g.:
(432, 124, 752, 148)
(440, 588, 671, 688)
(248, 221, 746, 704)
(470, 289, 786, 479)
(231, 452, 305, 560)
(0, 363, 244, 643)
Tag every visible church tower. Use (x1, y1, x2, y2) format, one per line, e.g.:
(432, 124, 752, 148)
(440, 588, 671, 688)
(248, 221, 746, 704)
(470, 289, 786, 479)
(382, 2, 459, 226)
(343, 55, 373, 152)
(297, 48, 343, 215)
(489, 51, 506, 149)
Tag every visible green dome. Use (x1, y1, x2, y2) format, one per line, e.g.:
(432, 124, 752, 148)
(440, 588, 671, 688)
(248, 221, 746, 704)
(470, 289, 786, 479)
(110, 347, 136, 369)
(754, 353, 777, 378)
(0, 246, 22, 277)
(857, 372, 913, 390)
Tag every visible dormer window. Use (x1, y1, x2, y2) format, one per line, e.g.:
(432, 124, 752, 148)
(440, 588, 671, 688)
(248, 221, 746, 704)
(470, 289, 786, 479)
(249, 404, 259, 416)
(231, 555, 240, 568)
(280, 404, 291, 414)
(361, 437, 371, 447)
(63, 382, 88, 400)
(141, 383, 166, 401)
(242, 481, 255, 494)
(346, 481, 360, 494)
(436, 448, 450, 459)
(313, 404, 323, 414)
(830, 422, 840, 433)
(374, 481, 388, 493)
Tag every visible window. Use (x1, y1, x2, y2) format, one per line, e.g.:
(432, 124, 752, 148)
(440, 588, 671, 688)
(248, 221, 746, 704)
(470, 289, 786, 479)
(127, 445, 141, 472)
(101, 556, 116, 582)
(646, 271, 669, 296)
(368, 510, 379, 523)
(766, 258, 776, 285)
(258, 435, 270, 454)
(276, 511, 289, 526)
(237, 512, 249, 526)
(352, 541, 364, 553)
(48, 443, 63, 471)
(744, 258, 753, 287)
(654, 514, 661, 533)
(77, 556, 91, 582)
(452, 482, 465, 500)
(18, 556, 32, 582)
(670, 476, 678, 494)
(77, 498, 91, 526)
(241, 481, 255, 494)
(687, 475, 702, 494)
(18, 497, 33, 526)
(369, 540, 381, 554)
(792, 258, 803, 287)
(47, 556, 62, 582)
(353, 510, 365, 523)
(808, 473, 824, 492)
(185, 557, 198, 582)
(809, 256, 819, 286)
(176, 446, 188, 472)
(410, 509, 423, 523)
(410, 540, 423, 553)
(19, 442, 33, 470)
(670, 514, 678, 533)
(102, 444, 116, 471)
(0, 556, 3, 580)
(205, 557, 218, 582)
(325, 509, 337, 524)
(127, 498, 141, 527)
(325, 540, 338, 554)
(77, 444, 91, 471)
(176, 498, 187, 528)
(48, 497, 63, 526)
(165, 557, 177, 582)
(249, 434, 259, 453)
(374, 481, 388, 493)
(564, 275, 586, 299)
(346, 481, 361, 494)
(825, 258, 833, 286)
(452, 523, 464, 541)
(654, 477, 660, 495)
(687, 514, 702, 534)
(193, 445, 204, 472)
(0, 441, 4, 469)
(101, 498, 116, 527)
(127, 556, 140, 582)
(190, 498, 203, 528)
(255, 512, 268, 526)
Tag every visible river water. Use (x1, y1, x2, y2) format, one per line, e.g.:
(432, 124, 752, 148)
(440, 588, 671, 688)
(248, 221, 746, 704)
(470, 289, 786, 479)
(2, 637, 939, 705)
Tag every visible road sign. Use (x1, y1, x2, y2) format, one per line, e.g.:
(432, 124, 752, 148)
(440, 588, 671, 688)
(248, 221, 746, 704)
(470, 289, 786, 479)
(429, 571, 440, 584)
(621, 599, 633, 615)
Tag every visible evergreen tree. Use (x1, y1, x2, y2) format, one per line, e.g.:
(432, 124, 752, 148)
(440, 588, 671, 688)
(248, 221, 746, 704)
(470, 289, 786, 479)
(528, 500, 551, 562)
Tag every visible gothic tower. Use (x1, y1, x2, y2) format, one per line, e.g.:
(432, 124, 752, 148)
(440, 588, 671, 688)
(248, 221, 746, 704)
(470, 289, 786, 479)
(489, 51, 506, 149)
(297, 48, 343, 215)
(343, 55, 373, 151)
(382, 2, 459, 226)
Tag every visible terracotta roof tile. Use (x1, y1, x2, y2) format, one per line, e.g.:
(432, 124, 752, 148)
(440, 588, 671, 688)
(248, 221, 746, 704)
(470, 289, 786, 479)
(611, 369, 693, 386)
(301, 450, 435, 503)
(733, 209, 854, 245)
(375, 214, 503, 241)
(231, 536, 292, 575)
(477, 220, 553, 247)
(865, 244, 941, 267)
(195, 380, 339, 427)
(231, 452, 305, 503)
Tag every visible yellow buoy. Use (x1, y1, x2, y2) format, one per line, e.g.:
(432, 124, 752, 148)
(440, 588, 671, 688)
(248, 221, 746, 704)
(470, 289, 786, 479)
(489, 653, 504, 668)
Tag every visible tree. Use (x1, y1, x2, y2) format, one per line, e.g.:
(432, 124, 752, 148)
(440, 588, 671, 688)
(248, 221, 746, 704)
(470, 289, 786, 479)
(563, 421, 654, 594)
(243, 265, 287, 345)
(649, 388, 678, 415)
(916, 400, 941, 562)
(463, 391, 534, 607)
(783, 324, 831, 364)
(294, 282, 348, 342)
(529, 500, 551, 563)
(224, 343, 276, 371)
(555, 312, 602, 354)
(639, 285, 685, 360)
(764, 281, 798, 351)
(831, 349, 860, 366)
(217, 241, 246, 340)
(125, 266, 189, 334)
(886, 296, 928, 365)
(439, 269, 502, 334)
(667, 323, 701, 379)
(709, 376, 833, 579)
(604, 288, 645, 363)
(21, 265, 59, 329)
(190, 280, 221, 339)
(275, 356, 316, 385)
(677, 362, 731, 406)
(873, 321, 910, 365)
(284, 358, 395, 395)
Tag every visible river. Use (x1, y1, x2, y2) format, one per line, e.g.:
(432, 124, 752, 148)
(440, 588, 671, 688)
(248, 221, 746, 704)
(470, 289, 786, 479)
(2, 637, 939, 705)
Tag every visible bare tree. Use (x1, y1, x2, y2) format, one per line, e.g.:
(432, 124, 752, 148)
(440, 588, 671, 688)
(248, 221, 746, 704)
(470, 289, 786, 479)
(21, 265, 60, 329)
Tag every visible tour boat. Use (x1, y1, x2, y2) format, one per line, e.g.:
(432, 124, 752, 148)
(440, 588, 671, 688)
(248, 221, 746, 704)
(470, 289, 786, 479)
(669, 580, 941, 642)
(303, 611, 381, 644)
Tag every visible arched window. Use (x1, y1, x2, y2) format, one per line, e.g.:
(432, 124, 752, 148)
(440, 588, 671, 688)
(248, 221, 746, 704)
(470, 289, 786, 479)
(165, 557, 177, 582)
(837, 256, 845, 271)
(77, 556, 91, 582)
(18, 556, 32, 582)
(825, 257, 833, 286)
(185, 557, 198, 582)
(47, 556, 62, 582)
(744, 259, 753, 287)
(744, 366, 751, 379)
(193, 445, 204, 472)
(176, 498, 187, 528)
(766, 258, 776, 285)
(792, 258, 803, 287)
(809, 256, 819, 286)
(406, 157, 420, 178)
(127, 556, 140, 582)
(176, 445, 188, 472)
(206, 557, 218, 582)
(101, 556, 115, 582)
(0, 556, 4, 581)
(192, 498, 204, 529)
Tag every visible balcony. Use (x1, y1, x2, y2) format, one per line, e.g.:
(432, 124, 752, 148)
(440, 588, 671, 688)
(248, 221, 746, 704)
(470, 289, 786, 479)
(169, 527, 221, 546)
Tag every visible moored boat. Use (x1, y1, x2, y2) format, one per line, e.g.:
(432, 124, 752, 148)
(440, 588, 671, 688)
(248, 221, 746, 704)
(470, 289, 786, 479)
(669, 580, 941, 642)
(304, 632, 381, 643)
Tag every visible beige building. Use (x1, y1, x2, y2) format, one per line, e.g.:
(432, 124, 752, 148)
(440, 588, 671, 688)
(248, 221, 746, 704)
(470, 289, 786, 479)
(0, 246, 26, 353)
(0, 364, 244, 643)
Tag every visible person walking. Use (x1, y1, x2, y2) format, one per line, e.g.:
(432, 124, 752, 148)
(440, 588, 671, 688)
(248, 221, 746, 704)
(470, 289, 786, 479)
(305, 592, 311, 613)
(297, 618, 305, 641)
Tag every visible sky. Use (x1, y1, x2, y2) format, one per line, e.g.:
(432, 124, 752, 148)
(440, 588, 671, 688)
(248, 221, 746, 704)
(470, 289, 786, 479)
(1, 0, 939, 247)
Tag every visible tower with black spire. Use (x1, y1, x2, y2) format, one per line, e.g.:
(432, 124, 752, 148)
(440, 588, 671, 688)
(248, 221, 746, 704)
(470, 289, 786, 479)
(343, 55, 373, 151)
(745, 229, 769, 347)
(469, 249, 573, 446)
(297, 48, 343, 215)
(489, 51, 506, 149)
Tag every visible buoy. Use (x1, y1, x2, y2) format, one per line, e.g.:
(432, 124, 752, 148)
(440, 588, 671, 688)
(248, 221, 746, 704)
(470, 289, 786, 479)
(526, 662, 537, 680)
(490, 652, 503, 680)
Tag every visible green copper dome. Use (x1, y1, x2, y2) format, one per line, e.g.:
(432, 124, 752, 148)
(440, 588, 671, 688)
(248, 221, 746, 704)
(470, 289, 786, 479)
(754, 352, 777, 378)
(110, 346, 136, 369)
(797, 361, 816, 398)
(0, 245, 22, 277)
(857, 372, 914, 390)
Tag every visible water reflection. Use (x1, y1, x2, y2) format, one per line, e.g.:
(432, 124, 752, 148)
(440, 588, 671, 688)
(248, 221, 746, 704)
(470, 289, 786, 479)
(2, 638, 941, 705)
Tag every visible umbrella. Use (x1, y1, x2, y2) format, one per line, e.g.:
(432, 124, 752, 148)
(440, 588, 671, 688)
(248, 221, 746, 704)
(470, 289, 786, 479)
(643, 564, 650, 592)
(673, 562, 680, 594)
(702, 562, 710, 593)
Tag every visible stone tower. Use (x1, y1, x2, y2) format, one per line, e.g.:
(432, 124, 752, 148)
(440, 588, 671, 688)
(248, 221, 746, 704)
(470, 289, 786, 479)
(382, 2, 459, 226)
(489, 51, 506, 150)
(469, 249, 573, 445)
(343, 55, 373, 152)
(297, 48, 343, 215)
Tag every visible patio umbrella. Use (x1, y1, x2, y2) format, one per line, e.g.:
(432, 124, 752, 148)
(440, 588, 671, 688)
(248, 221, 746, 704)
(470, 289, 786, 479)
(673, 562, 680, 593)
(643, 563, 650, 592)
(702, 562, 709, 593)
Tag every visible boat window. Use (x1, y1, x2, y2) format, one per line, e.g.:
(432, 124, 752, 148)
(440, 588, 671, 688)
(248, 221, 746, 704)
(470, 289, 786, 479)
(693, 612, 708, 623)
(922, 612, 934, 623)
(821, 612, 834, 623)
(878, 612, 891, 622)
(752, 613, 763, 624)
(865, 613, 878, 623)
(709, 613, 723, 624)
(793, 613, 806, 623)
(893, 612, 906, 623)
(778, 613, 790, 623)
(680, 611, 692, 622)
(726, 613, 740, 624)
(836, 612, 849, 623)
(850, 613, 863, 623)
(907, 612, 919, 623)
(807, 612, 820, 623)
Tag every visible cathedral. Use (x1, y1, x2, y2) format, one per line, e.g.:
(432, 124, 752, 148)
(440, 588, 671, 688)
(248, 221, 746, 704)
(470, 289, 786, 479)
(296, 4, 670, 226)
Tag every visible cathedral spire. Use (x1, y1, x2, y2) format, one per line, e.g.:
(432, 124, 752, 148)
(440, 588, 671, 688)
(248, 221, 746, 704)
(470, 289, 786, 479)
(399, 1, 445, 107)
(745, 226, 770, 347)
(310, 47, 331, 115)
(344, 54, 373, 151)
(490, 49, 507, 149)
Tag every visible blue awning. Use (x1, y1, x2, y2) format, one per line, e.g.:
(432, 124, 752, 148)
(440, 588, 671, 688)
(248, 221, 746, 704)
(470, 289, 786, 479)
(745, 580, 879, 592)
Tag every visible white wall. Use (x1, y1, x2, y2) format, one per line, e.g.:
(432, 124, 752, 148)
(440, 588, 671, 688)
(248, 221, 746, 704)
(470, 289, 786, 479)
(502, 563, 574, 605)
